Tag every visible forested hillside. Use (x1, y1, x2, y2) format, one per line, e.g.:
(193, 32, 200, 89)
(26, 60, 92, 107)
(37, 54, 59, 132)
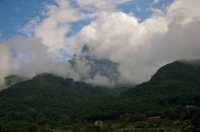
(77, 61, 200, 122)
(1, 60, 200, 129)
(0, 73, 122, 125)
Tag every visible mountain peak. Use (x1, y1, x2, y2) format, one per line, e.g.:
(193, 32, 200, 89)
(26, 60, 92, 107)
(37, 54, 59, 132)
(150, 61, 200, 82)
(68, 45, 120, 86)
(81, 44, 91, 54)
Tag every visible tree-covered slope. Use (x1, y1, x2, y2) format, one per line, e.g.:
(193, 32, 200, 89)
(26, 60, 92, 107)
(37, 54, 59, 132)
(0, 75, 27, 89)
(151, 60, 200, 82)
(4, 75, 27, 87)
(77, 61, 200, 121)
(120, 61, 200, 105)
(0, 73, 120, 125)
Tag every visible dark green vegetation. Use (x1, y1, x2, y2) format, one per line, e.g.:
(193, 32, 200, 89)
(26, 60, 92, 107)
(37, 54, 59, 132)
(0, 75, 27, 89)
(0, 73, 122, 126)
(77, 61, 200, 122)
(0, 123, 53, 132)
(4, 75, 27, 87)
(1, 60, 200, 132)
(53, 113, 200, 132)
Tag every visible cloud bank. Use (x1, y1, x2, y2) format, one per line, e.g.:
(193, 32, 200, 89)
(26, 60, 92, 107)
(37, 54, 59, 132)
(1, 0, 200, 87)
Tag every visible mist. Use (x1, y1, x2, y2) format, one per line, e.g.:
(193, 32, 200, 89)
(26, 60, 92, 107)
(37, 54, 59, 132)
(0, 0, 200, 87)
(0, 45, 10, 86)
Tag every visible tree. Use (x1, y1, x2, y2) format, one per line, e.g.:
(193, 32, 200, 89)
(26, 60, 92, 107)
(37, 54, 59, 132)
(27, 124, 38, 132)
(72, 126, 81, 132)
(191, 113, 200, 132)
(180, 112, 185, 121)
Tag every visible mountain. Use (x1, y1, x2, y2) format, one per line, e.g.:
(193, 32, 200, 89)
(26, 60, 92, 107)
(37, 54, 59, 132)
(0, 73, 121, 125)
(0, 75, 27, 90)
(68, 45, 120, 84)
(77, 60, 200, 121)
(1, 60, 200, 125)
(4, 75, 27, 87)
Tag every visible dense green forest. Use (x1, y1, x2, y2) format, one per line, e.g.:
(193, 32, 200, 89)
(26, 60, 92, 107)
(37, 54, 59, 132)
(0, 60, 200, 132)
(77, 61, 200, 122)
(0, 73, 123, 126)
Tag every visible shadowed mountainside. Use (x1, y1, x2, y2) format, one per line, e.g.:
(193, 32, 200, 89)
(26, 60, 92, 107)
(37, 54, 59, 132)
(0, 73, 123, 125)
(77, 61, 200, 121)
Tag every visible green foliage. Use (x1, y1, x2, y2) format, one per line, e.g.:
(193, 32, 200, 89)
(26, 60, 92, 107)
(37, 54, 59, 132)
(1, 60, 200, 128)
(163, 118, 172, 126)
(4, 75, 27, 87)
(0, 73, 121, 125)
(105, 122, 113, 131)
(191, 113, 200, 132)
(77, 61, 200, 122)
(27, 124, 38, 132)
(135, 122, 148, 128)
(80, 125, 102, 132)
(72, 126, 81, 132)
(117, 122, 128, 129)
(0, 122, 53, 132)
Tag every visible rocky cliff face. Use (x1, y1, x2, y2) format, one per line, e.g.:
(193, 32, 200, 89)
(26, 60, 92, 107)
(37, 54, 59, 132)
(68, 45, 120, 85)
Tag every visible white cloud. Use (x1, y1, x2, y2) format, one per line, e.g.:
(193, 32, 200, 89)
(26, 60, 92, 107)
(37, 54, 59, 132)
(76, 0, 131, 9)
(86, 74, 115, 87)
(21, 0, 131, 54)
(0, 45, 10, 87)
(153, 0, 159, 4)
(40, 11, 46, 16)
(167, 0, 200, 25)
(148, 7, 164, 16)
(19, 17, 41, 37)
(34, 0, 95, 53)
(15, 7, 20, 12)
(2, 0, 200, 86)
(70, 0, 200, 84)
(136, 4, 141, 11)
(2, 37, 82, 82)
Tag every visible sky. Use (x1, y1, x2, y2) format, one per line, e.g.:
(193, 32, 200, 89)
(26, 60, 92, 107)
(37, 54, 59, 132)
(0, 0, 200, 87)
